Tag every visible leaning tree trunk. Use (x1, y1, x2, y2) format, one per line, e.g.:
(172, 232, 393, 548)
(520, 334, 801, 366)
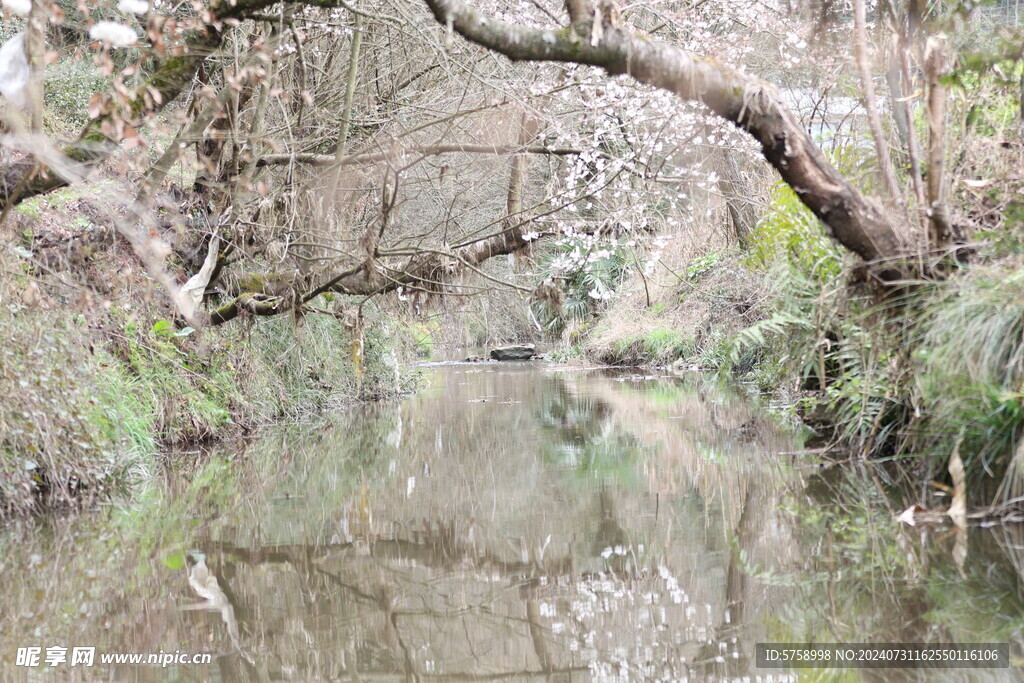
(420, 0, 908, 279)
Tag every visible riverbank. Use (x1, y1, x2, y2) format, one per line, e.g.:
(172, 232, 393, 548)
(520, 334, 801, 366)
(578, 223, 1024, 508)
(0, 234, 416, 517)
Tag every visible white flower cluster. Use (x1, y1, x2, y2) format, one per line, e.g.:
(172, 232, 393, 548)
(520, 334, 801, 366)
(90, 21, 138, 47)
(588, 282, 613, 301)
(2, 0, 30, 17)
(0, 33, 28, 108)
(117, 0, 148, 15)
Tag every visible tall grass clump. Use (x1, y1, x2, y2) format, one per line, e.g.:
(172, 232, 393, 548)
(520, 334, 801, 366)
(912, 269, 1024, 498)
(729, 174, 1024, 499)
(235, 305, 408, 417)
(599, 327, 695, 365)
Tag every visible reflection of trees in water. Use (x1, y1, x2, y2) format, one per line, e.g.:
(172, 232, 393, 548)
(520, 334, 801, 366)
(0, 369, 794, 680)
(164, 372, 778, 679)
(190, 505, 1024, 681)
(191, 523, 586, 678)
(19, 369, 1024, 680)
(536, 375, 649, 475)
(188, 504, 737, 680)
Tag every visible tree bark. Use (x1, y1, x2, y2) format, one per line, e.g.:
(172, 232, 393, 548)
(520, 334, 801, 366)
(25, 0, 46, 132)
(419, 0, 906, 274)
(924, 35, 954, 247)
(853, 0, 902, 205)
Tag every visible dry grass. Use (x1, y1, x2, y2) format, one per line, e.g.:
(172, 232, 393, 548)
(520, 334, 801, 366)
(585, 249, 771, 367)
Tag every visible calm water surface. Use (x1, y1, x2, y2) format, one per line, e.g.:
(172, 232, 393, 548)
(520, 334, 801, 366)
(1, 362, 1023, 681)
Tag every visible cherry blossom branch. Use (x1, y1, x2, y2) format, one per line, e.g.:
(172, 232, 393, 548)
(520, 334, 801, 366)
(419, 0, 907, 271)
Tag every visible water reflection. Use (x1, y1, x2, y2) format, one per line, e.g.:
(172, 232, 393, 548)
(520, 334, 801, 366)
(1, 364, 1023, 680)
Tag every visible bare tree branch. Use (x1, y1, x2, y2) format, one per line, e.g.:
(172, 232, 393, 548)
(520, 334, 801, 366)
(258, 143, 589, 167)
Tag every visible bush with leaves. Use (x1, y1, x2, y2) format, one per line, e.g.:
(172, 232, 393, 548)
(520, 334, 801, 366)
(531, 237, 632, 339)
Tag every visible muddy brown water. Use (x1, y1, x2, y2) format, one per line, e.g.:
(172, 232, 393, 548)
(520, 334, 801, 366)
(1, 362, 1023, 681)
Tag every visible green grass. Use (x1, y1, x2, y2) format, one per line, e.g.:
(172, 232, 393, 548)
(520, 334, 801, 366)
(0, 289, 411, 517)
(601, 327, 695, 365)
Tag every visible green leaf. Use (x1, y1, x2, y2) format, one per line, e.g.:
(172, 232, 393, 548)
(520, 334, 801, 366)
(163, 551, 186, 570)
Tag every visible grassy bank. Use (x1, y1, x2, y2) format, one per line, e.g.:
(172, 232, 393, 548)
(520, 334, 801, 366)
(580, 183, 1024, 504)
(0, 242, 414, 517)
(582, 250, 771, 376)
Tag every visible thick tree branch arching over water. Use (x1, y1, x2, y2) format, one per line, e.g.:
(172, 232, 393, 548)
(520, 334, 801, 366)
(420, 0, 907, 271)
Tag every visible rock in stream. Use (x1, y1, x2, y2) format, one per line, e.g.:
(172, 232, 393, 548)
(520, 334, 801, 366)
(489, 345, 536, 361)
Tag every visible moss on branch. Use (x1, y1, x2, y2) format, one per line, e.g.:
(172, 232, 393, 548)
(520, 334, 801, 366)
(209, 293, 288, 325)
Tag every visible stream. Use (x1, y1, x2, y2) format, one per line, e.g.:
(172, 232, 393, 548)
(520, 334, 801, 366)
(1, 361, 1023, 681)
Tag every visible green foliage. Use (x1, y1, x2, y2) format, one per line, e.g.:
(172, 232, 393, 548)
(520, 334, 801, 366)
(532, 238, 631, 338)
(0, 317, 130, 516)
(230, 310, 407, 414)
(548, 343, 585, 363)
(976, 198, 1024, 257)
(742, 183, 842, 281)
(729, 306, 813, 368)
(14, 202, 42, 221)
(726, 178, 911, 457)
(152, 319, 195, 338)
(729, 182, 848, 384)
(685, 250, 723, 280)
